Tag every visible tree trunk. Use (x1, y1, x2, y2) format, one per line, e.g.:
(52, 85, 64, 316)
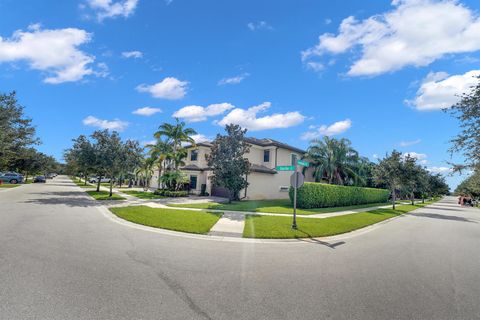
(96, 177, 101, 192)
(392, 187, 396, 210)
(411, 191, 415, 205)
(84, 170, 88, 186)
(109, 179, 113, 197)
(157, 165, 162, 189)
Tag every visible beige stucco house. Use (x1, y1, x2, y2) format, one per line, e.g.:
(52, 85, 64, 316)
(173, 138, 314, 200)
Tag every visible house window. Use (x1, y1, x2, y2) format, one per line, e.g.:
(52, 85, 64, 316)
(291, 154, 297, 166)
(190, 150, 198, 161)
(263, 150, 270, 162)
(189, 175, 198, 189)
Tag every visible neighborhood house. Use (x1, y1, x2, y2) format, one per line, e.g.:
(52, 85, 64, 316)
(151, 138, 314, 200)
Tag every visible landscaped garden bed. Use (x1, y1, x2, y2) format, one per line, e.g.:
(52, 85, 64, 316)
(86, 190, 126, 200)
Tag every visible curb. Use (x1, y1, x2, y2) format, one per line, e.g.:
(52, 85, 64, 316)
(97, 202, 433, 245)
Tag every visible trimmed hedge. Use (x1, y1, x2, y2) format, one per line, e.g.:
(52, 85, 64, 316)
(154, 189, 188, 197)
(289, 182, 389, 209)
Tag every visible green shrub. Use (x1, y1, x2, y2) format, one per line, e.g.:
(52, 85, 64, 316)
(154, 189, 188, 197)
(289, 183, 389, 209)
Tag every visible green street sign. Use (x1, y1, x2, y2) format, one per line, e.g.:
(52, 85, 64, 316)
(276, 165, 295, 171)
(298, 160, 310, 167)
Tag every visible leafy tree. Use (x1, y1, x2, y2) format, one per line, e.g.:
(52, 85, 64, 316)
(136, 156, 156, 191)
(91, 130, 124, 196)
(306, 137, 364, 186)
(455, 171, 480, 198)
(445, 76, 480, 171)
(65, 135, 96, 185)
(0, 91, 39, 170)
(206, 124, 250, 203)
(428, 173, 450, 197)
(401, 154, 423, 205)
(119, 139, 144, 188)
(374, 150, 404, 209)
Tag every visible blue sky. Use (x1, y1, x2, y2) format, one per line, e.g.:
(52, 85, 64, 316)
(1, 0, 479, 189)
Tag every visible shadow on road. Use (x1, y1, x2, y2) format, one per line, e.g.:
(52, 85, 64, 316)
(22, 191, 100, 208)
(411, 212, 477, 223)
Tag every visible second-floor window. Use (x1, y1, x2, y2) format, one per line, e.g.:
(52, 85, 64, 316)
(263, 150, 270, 162)
(190, 150, 198, 161)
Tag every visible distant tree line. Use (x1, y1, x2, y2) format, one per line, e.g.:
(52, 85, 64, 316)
(0, 91, 61, 179)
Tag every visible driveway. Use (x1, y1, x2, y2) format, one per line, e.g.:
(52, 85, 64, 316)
(1, 176, 479, 320)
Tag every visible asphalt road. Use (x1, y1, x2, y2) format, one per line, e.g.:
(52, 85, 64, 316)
(1, 176, 479, 320)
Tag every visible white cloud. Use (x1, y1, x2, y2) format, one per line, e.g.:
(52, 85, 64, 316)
(301, 119, 352, 140)
(427, 166, 452, 173)
(247, 21, 273, 31)
(173, 103, 234, 122)
(403, 151, 428, 164)
(85, 0, 138, 21)
(408, 70, 480, 110)
(132, 107, 161, 116)
(0, 25, 96, 84)
(218, 102, 305, 131)
(82, 116, 128, 131)
(302, 0, 480, 76)
(399, 139, 421, 147)
(218, 73, 249, 85)
(190, 134, 210, 143)
(121, 50, 143, 59)
(136, 77, 188, 100)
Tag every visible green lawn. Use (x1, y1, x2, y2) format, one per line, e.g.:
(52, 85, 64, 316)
(73, 179, 95, 188)
(110, 206, 222, 234)
(168, 199, 393, 215)
(243, 202, 435, 239)
(86, 190, 126, 200)
(122, 190, 165, 199)
(0, 184, 21, 188)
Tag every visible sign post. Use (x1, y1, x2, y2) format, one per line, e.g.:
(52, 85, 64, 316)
(289, 159, 308, 230)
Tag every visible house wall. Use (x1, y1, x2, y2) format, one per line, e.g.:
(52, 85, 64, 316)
(161, 142, 314, 200)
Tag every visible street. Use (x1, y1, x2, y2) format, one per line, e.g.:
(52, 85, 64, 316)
(0, 176, 479, 320)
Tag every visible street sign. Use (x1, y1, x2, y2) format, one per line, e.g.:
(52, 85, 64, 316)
(290, 172, 305, 188)
(297, 160, 310, 167)
(276, 165, 295, 171)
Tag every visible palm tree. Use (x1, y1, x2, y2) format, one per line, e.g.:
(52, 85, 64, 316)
(147, 139, 172, 189)
(305, 136, 362, 185)
(135, 156, 156, 191)
(154, 118, 197, 169)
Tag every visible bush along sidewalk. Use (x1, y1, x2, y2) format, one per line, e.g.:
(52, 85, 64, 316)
(290, 183, 389, 209)
(154, 189, 188, 197)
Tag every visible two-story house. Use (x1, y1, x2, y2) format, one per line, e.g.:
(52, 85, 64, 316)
(178, 138, 314, 200)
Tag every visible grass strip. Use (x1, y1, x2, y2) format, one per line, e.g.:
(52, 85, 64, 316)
(110, 206, 222, 234)
(0, 184, 21, 188)
(122, 190, 165, 199)
(243, 201, 435, 239)
(86, 190, 125, 200)
(169, 199, 392, 215)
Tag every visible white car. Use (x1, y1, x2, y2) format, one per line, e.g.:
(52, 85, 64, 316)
(88, 177, 111, 183)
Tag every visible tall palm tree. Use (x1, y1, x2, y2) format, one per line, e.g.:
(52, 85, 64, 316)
(306, 136, 362, 185)
(154, 118, 197, 169)
(147, 139, 172, 189)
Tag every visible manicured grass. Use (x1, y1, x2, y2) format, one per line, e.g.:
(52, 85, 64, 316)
(72, 178, 95, 188)
(243, 202, 435, 239)
(122, 190, 165, 199)
(169, 199, 392, 215)
(86, 190, 126, 200)
(109, 206, 222, 234)
(0, 184, 21, 188)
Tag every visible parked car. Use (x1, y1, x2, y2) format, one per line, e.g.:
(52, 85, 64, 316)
(0, 172, 24, 184)
(33, 176, 47, 183)
(46, 173, 55, 179)
(89, 177, 111, 183)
